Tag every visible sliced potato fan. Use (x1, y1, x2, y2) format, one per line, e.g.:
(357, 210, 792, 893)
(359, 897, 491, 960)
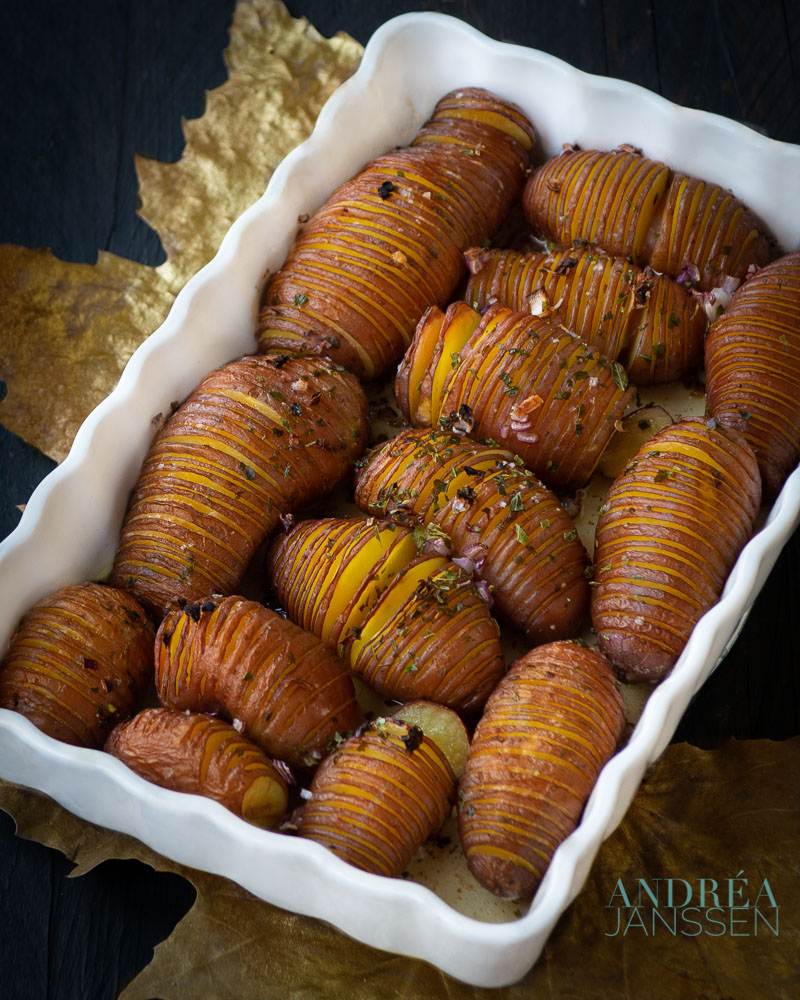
(268, 517, 505, 712)
(355, 429, 590, 642)
(522, 145, 774, 291)
(396, 301, 636, 490)
(155, 596, 358, 769)
(458, 641, 626, 901)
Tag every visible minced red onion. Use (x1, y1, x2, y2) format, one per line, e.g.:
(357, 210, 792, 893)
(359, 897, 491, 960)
(273, 759, 296, 786)
(424, 536, 451, 557)
(475, 580, 493, 606)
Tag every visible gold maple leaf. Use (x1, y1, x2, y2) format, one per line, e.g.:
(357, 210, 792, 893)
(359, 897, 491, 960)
(0, 0, 361, 463)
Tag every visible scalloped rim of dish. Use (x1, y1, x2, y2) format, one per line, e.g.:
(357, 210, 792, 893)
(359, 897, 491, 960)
(1, 12, 799, 990)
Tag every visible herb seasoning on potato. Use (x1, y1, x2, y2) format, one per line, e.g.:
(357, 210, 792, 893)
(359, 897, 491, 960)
(354, 429, 590, 641)
(396, 301, 636, 490)
(110, 353, 368, 618)
(464, 245, 706, 385)
(268, 517, 505, 712)
(298, 714, 457, 877)
(257, 88, 536, 379)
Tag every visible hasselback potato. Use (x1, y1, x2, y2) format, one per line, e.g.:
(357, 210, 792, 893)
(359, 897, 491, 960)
(523, 145, 774, 291)
(268, 517, 505, 712)
(395, 301, 636, 490)
(155, 596, 358, 769)
(354, 429, 589, 641)
(592, 418, 761, 681)
(464, 245, 706, 384)
(256, 88, 535, 379)
(0, 582, 153, 747)
(298, 715, 457, 876)
(109, 353, 368, 618)
(705, 249, 800, 497)
(458, 642, 625, 900)
(106, 708, 288, 828)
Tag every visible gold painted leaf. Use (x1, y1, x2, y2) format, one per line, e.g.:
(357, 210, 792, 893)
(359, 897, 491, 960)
(0, 0, 362, 462)
(2, 736, 797, 999)
(0, 244, 174, 463)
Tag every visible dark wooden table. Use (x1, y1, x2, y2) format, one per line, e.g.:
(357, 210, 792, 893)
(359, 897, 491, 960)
(1, 2, 798, 997)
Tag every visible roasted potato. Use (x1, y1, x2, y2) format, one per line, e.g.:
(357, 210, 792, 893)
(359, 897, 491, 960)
(298, 714, 457, 877)
(105, 708, 288, 828)
(110, 353, 368, 618)
(522, 145, 774, 291)
(155, 596, 358, 769)
(354, 429, 589, 641)
(256, 88, 535, 379)
(592, 418, 761, 681)
(464, 245, 706, 384)
(268, 517, 505, 712)
(0, 582, 153, 747)
(705, 249, 800, 497)
(458, 642, 625, 900)
(395, 301, 636, 490)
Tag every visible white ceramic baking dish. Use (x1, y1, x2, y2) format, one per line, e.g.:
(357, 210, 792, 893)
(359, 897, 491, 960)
(1, 12, 799, 989)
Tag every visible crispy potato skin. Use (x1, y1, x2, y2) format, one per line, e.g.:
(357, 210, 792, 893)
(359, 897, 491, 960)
(155, 596, 358, 769)
(268, 517, 505, 713)
(705, 250, 800, 497)
(464, 246, 706, 385)
(396, 302, 636, 490)
(458, 642, 625, 900)
(109, 354, 368, 619)
(298, 717, 456, 877)
(0, 583, 153, 748)
(346, 555, 505, 713)
(523, 147, 774, 291)
(105, 708, 288, 828)
(256, 88, 535, 380)
(354, 429, 589, 642)
(592, 419, 761, 681)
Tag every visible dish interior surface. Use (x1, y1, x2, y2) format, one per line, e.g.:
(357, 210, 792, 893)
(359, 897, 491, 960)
(1, 12, 799, 989)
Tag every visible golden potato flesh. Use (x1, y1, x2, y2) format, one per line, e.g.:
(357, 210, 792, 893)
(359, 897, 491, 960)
(354, 429, 589, 642)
